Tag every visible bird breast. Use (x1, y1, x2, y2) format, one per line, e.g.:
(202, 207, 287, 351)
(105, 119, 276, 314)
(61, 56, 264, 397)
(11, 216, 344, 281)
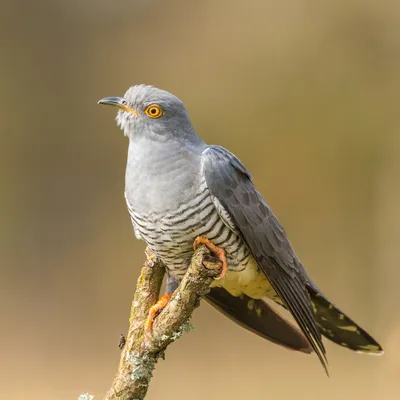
(125, 176, 251, 280)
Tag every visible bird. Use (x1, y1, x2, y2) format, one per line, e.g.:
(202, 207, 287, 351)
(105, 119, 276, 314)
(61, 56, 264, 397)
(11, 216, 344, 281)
(98, 84, 383, 374)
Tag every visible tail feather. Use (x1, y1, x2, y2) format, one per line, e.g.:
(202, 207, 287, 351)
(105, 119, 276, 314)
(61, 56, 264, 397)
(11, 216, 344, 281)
(308, 286, 383, 354)
(206, 287, 312, 354)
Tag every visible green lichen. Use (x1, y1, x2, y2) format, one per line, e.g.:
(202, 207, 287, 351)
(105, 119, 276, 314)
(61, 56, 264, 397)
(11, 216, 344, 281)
(171, 320, 195, 340)
(78, 394, 94, 400)
(128, 352, 156, 381)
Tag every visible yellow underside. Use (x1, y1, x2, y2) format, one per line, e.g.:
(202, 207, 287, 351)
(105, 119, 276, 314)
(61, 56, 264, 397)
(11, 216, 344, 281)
(210, 257, 278, 300)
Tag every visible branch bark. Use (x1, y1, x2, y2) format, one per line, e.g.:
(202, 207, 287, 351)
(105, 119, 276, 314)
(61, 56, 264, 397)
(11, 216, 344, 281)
(104, 245, 222, 400)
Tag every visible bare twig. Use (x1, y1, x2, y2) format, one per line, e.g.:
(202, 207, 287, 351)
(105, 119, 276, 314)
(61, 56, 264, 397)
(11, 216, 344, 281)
(104, 245, 222, 400)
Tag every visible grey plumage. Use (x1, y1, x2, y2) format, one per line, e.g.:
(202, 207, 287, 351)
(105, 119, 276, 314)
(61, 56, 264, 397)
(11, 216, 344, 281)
(121, 86, 250, 278)
(99, 85, 383, 374)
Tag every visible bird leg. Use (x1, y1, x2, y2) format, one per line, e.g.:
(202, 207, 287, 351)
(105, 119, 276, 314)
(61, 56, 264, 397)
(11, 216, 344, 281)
(145, 275, 178, 335)
(145, 292, 173, 334)
(193, 236, 227, 279)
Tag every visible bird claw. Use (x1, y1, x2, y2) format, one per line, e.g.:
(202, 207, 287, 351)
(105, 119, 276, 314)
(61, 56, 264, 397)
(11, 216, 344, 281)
(144, 293, 173, 337)
(193, 236, 227, 279)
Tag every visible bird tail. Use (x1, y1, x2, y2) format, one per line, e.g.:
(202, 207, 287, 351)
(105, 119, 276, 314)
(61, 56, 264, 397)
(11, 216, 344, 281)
(206, 287, 312, 354)
(308, 286, 383, 354)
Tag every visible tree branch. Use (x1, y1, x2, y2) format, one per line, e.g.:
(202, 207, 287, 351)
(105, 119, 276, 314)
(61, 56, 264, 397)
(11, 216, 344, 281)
(104, 245, 222, 400)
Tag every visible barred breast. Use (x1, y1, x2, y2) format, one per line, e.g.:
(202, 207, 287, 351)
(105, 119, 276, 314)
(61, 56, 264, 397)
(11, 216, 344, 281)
(125, 176, 251, 280)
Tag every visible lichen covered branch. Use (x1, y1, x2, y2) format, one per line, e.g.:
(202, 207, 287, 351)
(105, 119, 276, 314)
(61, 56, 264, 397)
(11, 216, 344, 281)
(104, 245, 222, 400)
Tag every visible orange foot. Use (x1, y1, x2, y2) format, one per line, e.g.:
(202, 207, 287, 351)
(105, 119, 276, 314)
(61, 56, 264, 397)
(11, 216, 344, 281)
(193, 236, 227, 279)
(145, 293, 172, 334)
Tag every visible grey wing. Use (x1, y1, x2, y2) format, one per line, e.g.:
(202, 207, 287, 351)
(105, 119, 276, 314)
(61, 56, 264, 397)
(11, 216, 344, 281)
(202, 145, 328, 373)
(124, 191, 143, 240)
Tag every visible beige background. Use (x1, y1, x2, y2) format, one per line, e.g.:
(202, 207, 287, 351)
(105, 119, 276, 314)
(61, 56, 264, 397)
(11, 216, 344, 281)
(1, 1, 399, 399)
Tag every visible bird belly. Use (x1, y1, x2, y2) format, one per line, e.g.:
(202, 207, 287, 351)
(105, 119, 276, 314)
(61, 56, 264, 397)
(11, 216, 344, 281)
(126, 185, 278, 302)
(211, 256, 278, 300)
(128, 202, 279, 301)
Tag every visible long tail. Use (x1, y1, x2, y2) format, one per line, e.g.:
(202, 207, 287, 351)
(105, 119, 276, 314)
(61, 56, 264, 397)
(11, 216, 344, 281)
(308, 286, 383, 354)
(206, 287, 312, 354)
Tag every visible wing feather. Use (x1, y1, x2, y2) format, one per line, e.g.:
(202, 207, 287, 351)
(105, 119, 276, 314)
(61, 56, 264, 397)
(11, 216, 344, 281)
(202, 145, 328, 373)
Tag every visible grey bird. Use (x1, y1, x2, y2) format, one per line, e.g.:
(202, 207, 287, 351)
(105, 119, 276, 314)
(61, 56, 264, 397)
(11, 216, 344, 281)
(99, 85, 383, 373)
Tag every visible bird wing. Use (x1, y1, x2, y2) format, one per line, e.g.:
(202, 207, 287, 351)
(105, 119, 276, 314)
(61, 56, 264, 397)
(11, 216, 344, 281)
(201, 145, 328, 373)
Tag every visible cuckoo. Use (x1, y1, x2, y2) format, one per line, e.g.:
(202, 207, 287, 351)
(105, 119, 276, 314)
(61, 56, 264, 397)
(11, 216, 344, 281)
(99, 85, 383, 373)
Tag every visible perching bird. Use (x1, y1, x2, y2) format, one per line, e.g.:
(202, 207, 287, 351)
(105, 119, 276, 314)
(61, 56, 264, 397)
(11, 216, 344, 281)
(99, 85, 383, 373)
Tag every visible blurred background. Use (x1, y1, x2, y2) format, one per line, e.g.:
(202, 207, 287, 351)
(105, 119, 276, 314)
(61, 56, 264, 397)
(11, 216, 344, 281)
(1, 0, 399, 399)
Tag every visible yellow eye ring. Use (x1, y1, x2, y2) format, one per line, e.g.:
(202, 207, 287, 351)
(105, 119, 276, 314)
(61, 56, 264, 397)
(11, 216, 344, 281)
(144, 104, 163, 119)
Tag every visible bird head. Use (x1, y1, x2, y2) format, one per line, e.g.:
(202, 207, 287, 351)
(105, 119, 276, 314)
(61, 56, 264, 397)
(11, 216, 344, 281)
(98, 85, 196, 141)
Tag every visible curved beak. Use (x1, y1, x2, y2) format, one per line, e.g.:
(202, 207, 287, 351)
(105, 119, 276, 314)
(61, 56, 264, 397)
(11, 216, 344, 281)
(98, 97, 140, 117)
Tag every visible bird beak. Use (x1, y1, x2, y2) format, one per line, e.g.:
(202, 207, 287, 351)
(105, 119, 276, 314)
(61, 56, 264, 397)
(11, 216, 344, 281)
(98, 97, 140, 117)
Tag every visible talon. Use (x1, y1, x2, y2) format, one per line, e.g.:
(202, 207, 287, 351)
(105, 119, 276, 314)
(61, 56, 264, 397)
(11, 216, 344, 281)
(193, 236, 227, 279)
(145, 293, 173, 335)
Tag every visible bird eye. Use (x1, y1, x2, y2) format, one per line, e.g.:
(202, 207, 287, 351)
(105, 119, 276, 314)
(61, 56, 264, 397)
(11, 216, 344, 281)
(144, 104, 163, 119)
